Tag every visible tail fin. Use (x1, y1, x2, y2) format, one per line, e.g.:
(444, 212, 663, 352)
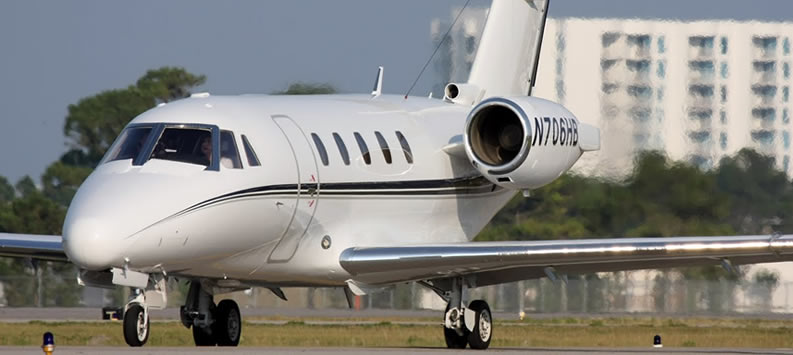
(467, 0, 549, 98)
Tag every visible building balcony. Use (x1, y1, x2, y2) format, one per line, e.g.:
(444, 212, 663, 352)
(751, 85, 777, 106)
(753, 96, 776, 107)
(629, 71, 652, 84)
(602, 87, 633, 104)
(688, 47, 714, 59)
(626, 34, 651, 58)
(755, 48, 778, 60)
(753, 142, 777, 156)
(691, 146, 714, 160)
(629, 106, 652, 123)
(688, 108, 713, 130)
(750, 130, 776, 152)
(630, 46, 650, 59)
(752, 108, 776, 130)
(752, 71, 777, 85)
(689, 71, 715, 85)
(601, 103, 620, 119)
(690, 117, 713, 131)
(688, 131, 714, 156)
(753, 36, 778, 59)
(688, 97, 714, 111)
(752, 118, 776, 131)
(601, 33, 625, 59)
(689, 36, 715, 59)
(601, 66, 623, 83)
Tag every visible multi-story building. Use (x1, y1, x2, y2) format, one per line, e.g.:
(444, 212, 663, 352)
(433, 12, 793, 177)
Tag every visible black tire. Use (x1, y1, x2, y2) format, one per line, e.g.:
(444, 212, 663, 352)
(123, 304, 149, 347)
(192, 325, 217, 346)
(214, 299, 242, 346)
(443, 303, 468, 349)
(444, 326, 468, 349)
(467, 300, 493, 350)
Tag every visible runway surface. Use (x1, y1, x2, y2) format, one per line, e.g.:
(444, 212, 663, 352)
(1, 346, 792, 354)
(3, 307, 793, 322)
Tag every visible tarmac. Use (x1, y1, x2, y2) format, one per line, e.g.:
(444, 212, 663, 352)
(1, 346, 791, 354)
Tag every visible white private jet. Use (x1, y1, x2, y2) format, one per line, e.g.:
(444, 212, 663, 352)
(3, 0, 793, 350)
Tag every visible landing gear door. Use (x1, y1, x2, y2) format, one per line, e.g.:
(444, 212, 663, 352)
(268, 115, 320, 262)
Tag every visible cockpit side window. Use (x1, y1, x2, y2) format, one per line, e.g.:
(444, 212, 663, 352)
(220, 130, 242, 169)
(149, 127, 213, 167)
(241, 134, 261, 167)
(104, 126, 153, 163)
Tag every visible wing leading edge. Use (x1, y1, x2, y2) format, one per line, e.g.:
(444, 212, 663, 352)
(340, 235, 793, 287)
(0, 233, 67, 262)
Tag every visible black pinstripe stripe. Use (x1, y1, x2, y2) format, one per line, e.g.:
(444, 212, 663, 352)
(173, 176, 499, 218)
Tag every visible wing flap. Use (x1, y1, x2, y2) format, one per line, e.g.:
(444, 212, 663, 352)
(340, 235, 793, 286)
(0, 233, 67, 262)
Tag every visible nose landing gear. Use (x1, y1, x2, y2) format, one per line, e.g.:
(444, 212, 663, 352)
(122, 304, 149, 347)
(122, 273, 167, 347)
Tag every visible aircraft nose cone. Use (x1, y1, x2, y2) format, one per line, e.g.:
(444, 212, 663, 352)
(63, 218, 119, 270)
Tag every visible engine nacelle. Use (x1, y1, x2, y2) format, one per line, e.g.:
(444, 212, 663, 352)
(463, 96, 599, 190)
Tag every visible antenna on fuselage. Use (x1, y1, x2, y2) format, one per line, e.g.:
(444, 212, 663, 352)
(371, 66, 384, 99)
(403, 0, 472, 99)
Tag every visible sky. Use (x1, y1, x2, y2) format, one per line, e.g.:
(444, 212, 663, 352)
(1, 0, 793, 183)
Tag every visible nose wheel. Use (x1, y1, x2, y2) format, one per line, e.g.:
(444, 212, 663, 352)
(123, 304, 149, 347)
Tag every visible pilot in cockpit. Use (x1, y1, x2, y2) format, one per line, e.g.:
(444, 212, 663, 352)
(200, 136, 212, 166)
(201, 135, 236, 169)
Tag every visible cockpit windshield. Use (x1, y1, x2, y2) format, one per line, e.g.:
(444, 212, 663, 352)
(102, 123, 244, 170)
(103, 126, 153, 163)
(150, 127, 213, 166)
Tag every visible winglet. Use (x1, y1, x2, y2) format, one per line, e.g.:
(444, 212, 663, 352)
(371, 66, 384, 98)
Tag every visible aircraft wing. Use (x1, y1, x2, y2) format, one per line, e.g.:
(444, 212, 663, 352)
(0, 233, 67, 262)
(340, 235, 793, 288)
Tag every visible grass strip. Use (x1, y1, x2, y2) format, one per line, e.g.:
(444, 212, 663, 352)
(0, 319, 792, 348)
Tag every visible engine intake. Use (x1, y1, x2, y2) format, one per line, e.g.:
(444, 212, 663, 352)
(464, 96, 595, 190)
(466, 99, 529, 172)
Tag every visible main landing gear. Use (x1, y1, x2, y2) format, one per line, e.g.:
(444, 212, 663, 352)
(121, 278, 242, 347)
(441, 278, 493, 350)
(180, 281, 242, 346)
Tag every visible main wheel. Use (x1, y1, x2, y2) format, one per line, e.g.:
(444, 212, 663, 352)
(123, 304, 149, 347)
(214, 299, 242, 346)
(192, 325, 217, 346)
(443, 303, 468, 349)
(467, 300, 493, 350)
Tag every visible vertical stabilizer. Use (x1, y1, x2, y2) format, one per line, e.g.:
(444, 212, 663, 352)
(467, 0, 549, 98)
